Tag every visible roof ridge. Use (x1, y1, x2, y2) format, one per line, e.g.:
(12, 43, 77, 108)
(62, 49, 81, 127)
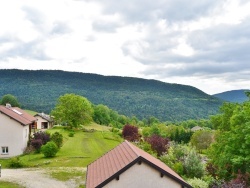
(124, 140, 140, 157)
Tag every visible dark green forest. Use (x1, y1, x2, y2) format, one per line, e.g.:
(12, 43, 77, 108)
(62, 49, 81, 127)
(0, 69, 222, 121)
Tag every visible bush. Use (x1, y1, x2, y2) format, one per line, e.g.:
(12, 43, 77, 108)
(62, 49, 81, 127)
(146, 134, 170, 156)
(187, 178, 209, 188)
(33, 131, 50, 145)
(41, 141, 59, 158)
(68, 132, 75, 137)
(122, 124, 140, 142)
(8, 157, 24, 168)
(183, 149, 204, 178)
(30, 131, 51, 152)
(51, 132, 63, 148)
(30, 139, 43, 152)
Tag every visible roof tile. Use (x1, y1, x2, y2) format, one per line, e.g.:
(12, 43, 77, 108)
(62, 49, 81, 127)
(0, 105, 36, 125)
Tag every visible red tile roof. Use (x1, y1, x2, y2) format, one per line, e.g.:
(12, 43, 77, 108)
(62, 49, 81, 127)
(0, 105, 36, 125)
(86, 140, 192, 188)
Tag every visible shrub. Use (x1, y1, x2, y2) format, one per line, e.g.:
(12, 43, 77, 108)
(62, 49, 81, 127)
(8, 157, 24, 168)
(41, 141, 59, 158)
(187, 178, 209, 188)
(33, 131, 50, 145)
(30, 139, 43, 152)
(51, 132, 63, 148)
(146, 134, 170, 156)
(68, 132, 75, 137)
(122, 124, 140, 142)
(30, 131, 51, 152)
(183, 149, 204, 178)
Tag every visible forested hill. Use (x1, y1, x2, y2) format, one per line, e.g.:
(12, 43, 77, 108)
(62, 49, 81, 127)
(213, 89, 250, 103)
(0, 69, 222, 121)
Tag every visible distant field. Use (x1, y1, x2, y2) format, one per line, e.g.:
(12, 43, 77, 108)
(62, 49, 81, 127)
(24, 109, 37, 116)
(0, 125, 122, 168)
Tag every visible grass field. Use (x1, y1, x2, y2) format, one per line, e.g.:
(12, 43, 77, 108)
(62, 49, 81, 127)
(0, 181, 24, 188)
(0, 125, 122, 168)
(0, 125, 122, 187)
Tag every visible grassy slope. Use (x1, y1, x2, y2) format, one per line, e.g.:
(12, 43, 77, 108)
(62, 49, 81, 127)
(0, 126, 121, 168)
(0, 125, 121, 187)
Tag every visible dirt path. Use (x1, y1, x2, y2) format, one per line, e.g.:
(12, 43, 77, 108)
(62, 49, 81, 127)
(0, 168, 85, 188)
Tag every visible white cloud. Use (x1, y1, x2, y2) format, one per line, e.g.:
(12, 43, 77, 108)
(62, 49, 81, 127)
(0, 0, 250, 94)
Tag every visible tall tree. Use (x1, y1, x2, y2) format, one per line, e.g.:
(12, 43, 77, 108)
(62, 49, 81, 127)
(0, 94, 21, 107)
(208, 99, 250, 182)
(51, 93, 93, 128)
(93, 104, 111, 125)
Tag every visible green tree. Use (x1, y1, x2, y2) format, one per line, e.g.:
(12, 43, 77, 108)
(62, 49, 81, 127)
(190, 129, 214, 152)
(93, 104, 111, 125)
(51, 94, 93, 128)
(0, 94, 21, 107)
(208, 99, 250, 180)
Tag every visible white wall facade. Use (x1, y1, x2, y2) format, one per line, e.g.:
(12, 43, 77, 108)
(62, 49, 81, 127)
(35, 116, 51, 129)
(104, 162, 182, 188)
(0, 113, 29, 158)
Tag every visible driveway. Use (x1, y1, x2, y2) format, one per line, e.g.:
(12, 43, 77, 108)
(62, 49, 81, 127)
(0, 168, 85, 188)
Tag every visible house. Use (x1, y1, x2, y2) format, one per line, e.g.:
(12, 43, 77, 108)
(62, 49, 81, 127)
(0, 104, 36, 158)
(86, 140, 192, 188)
(191, 126, 203, 132)
(34, 113, 53, 130)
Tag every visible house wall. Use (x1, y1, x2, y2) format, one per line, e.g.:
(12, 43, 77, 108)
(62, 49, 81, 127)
(35, 116, 50, 129)
(0, 113, 29, 158)
(103, 162, 182, 188)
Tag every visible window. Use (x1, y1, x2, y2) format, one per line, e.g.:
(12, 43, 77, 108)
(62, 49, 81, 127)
(1, 147, 9, 154)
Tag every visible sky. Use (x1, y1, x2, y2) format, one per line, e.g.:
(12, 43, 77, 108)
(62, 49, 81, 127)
(0, 0, 250, 94)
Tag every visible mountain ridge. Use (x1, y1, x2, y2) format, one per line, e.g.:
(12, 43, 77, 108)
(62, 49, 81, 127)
(213, 89, 250, 103)
(0, 69, 222, 121)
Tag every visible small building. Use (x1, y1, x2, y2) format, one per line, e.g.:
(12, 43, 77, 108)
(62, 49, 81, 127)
(34, 113, 53, 130)
(191, 126, 203, 132)
(0, 104, 36, 158)
(86, 140, 192, 188)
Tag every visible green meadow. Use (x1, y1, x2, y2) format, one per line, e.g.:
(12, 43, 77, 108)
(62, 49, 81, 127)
(0, 124, 122, 187)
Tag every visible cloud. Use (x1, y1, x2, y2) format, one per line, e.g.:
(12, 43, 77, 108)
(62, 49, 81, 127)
(0, 0, 250, 94)
(94, 0, 220, 23)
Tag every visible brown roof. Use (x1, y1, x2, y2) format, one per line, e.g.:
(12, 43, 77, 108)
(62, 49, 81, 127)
(86, 140, 192, 188)
(0, 105, 36, 125)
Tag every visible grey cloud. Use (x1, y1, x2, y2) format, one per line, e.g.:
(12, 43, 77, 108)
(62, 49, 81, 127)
(0, 38, 50, 61)
(142, 61, 250, 79)
(51, 22, 72, 35)
(187, 17, 250, 63)
(92, 20, 121, 33)
(92, 0, 220, 23)
(22, 6, 45, 26)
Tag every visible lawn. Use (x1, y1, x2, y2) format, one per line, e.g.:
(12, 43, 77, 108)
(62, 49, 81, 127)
(0, 181, 24, 188)
(0, 125, 122, 168)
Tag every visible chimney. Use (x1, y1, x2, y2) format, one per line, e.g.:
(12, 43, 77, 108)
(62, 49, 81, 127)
(6, 103, 11, 108)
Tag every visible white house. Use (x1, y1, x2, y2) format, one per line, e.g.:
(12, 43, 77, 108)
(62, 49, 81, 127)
(34, 113, 53, 130)
(86, 140, 192, 188)
(0, 104, 36, 158)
